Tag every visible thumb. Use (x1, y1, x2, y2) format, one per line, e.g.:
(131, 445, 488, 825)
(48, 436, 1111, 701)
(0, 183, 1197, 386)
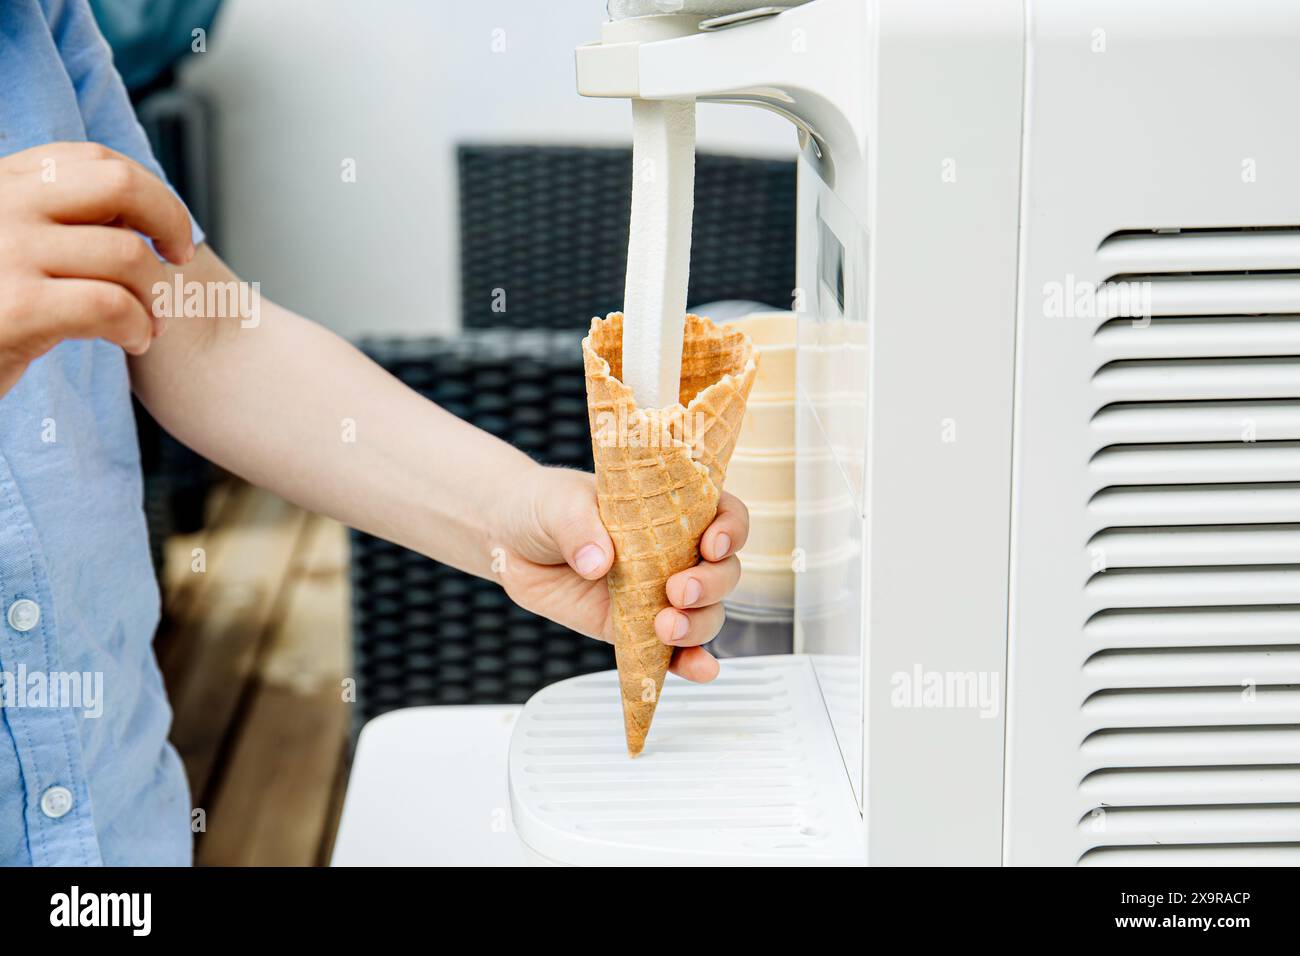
(534, 470, 615, 580)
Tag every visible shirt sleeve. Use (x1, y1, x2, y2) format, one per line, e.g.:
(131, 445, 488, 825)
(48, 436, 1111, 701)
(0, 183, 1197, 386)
(42, 0, 206, 248)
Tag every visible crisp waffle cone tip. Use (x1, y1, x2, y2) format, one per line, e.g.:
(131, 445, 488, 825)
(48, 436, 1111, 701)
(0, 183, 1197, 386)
(582, 313, 757, 756)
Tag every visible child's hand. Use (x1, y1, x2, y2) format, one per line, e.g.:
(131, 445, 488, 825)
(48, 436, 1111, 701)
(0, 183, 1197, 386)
(0, 142, 194, 397)
(497, 465, 749, 682)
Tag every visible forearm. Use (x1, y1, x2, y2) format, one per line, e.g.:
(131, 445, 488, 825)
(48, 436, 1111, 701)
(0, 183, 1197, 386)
(129, 247, 536, 578)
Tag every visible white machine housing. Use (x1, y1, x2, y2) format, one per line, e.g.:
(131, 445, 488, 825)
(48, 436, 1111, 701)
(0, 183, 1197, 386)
(508, 0, 1300, 865)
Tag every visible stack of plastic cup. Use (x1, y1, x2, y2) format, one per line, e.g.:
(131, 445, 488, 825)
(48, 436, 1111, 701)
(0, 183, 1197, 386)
(714, 312, 797, 655)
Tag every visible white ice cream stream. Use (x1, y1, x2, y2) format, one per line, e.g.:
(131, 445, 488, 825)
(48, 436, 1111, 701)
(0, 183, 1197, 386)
(622, 99, 696, 409)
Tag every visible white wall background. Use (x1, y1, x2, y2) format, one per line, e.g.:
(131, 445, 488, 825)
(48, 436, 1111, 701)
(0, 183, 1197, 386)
(180, 0, 795, 337)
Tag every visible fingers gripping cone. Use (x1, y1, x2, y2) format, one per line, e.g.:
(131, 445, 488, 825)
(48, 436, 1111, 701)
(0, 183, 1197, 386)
(583, 313, 757, 756)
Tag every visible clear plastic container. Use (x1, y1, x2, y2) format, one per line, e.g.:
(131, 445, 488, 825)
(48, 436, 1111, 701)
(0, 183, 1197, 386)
(713, 602, 794, 658)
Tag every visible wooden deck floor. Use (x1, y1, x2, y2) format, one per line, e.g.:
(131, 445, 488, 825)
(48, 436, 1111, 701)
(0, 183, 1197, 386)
(155, 480, 352, 866)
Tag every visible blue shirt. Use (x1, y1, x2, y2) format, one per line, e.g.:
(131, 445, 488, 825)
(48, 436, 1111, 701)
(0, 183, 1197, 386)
(0, 0, 204, 865)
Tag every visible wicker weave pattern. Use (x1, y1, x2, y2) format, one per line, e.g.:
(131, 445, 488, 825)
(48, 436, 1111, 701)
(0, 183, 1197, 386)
(459, 146, 796, 330)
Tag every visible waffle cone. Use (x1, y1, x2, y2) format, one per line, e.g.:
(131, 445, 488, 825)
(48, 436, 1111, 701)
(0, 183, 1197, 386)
(582, 313, 757, 756)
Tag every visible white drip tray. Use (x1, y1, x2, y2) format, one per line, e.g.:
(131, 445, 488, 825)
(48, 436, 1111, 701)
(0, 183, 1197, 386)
(508, 654, 864, 865)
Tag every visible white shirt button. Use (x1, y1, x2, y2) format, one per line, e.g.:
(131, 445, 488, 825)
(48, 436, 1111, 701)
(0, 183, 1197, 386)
(40, 786, 74, 819)
(7, 599, 40, 633)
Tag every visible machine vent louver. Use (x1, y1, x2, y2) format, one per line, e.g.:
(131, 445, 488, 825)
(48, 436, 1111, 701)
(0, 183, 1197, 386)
(1078, 228, 1300, 866)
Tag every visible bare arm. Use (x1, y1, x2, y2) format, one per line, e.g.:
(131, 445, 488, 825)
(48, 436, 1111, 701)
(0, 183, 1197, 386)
(129, 246, 535, 580)
(129, 248, 747, 681)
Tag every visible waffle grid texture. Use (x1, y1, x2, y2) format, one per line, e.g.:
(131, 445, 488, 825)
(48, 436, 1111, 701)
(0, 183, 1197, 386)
(584, 313, 756, 753)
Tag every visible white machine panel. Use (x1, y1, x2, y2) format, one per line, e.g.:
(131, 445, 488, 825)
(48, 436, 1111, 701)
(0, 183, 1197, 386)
(1005, 0, 1300, 865)
(797, 0, 1023, 865)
